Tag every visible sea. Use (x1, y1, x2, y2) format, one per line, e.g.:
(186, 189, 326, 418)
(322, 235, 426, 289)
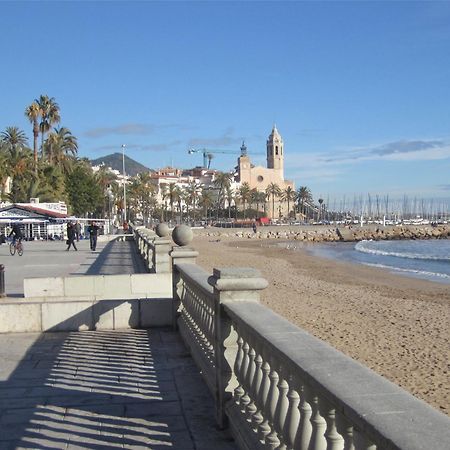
(285, 239, 450, 285)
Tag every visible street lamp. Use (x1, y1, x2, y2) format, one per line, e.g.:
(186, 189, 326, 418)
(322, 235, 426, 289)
(122, 144, 127, 223)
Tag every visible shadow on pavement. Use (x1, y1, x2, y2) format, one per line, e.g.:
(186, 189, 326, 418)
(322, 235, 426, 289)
(0, 328, 236, 449)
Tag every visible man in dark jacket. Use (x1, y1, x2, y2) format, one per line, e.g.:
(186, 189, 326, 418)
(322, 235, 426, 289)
(9, 223, 23, 245)
(66, 222, 77, 251)
(88, 221, 99, 251)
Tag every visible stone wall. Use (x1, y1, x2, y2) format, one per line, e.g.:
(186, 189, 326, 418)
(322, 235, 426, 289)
(194, 224, 450, 243)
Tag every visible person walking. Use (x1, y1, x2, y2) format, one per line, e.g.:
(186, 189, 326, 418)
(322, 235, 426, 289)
(88, 221, 99, 251)
(75, 221, 81, 241)
(66, 222, 78, 251)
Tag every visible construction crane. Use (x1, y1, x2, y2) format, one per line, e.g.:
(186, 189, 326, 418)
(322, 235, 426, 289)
(188, 142, 251, 169)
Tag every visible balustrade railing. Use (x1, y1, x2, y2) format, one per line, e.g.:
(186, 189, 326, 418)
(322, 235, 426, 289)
(172, 260, 450, 450)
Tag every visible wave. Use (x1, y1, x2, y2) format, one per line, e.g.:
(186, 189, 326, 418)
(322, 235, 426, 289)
(355, 241, 450, 262)
(363, 262, 450, 280)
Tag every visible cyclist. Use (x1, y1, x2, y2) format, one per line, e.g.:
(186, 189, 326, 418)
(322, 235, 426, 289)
(9, 223, 23, 246)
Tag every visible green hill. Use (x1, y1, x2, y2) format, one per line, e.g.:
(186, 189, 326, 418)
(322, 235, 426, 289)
(90, 153, 152, 177)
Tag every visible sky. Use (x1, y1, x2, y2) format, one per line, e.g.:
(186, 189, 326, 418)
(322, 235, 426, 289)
(1, 0, 450, 203)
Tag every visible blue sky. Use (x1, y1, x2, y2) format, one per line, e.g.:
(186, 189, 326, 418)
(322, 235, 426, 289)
(1, 1, 450, 202)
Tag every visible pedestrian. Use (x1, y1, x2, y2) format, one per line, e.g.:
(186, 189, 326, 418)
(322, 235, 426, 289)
(252, 222, 257, 233)
(88, 221, 99, 251)
(66, 222, 77, 251)
(75, 221, 81, 241)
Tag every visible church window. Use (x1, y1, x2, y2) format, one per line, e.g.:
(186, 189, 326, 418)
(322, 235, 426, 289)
(275, 146, 279, 155)
(257, 175, 264, 182)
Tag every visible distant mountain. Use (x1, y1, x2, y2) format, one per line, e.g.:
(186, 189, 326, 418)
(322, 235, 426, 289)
(90, 153, 152, 177)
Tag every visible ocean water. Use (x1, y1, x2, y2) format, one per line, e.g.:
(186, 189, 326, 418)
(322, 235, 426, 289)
(291, 239, 450, 284)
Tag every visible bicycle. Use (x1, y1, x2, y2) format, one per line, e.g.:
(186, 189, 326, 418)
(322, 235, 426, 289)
(9, 239, 24, 256)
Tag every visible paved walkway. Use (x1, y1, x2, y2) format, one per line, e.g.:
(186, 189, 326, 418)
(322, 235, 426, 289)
(0, 329, 236, 450)
(0, 237, 147, 297)
(0, 237, 237, 449)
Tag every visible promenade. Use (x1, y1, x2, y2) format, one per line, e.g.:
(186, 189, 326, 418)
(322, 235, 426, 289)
(0, 239, 236, 449)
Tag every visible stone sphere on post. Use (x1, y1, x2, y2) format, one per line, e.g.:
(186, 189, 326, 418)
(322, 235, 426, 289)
(155, 223, 170, 238)
(172, 225, 193, 247)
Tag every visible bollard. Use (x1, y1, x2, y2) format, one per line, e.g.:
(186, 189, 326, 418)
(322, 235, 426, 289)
(0, 264, 5, 298)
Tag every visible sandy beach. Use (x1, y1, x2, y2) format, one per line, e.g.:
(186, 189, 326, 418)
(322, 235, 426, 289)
(192, 234, 450, 416)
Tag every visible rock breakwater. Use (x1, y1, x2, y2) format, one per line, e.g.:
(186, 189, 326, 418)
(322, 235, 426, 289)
(194, 225, 450, 243)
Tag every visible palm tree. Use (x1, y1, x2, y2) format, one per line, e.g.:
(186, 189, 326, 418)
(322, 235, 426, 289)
(199, 188, 214, 221)
(185, 182, 201, 223)
(166, 183, 177, 222)
(1, 126, 28, 150)
(237, 182, 251, 219)
(36, 95, 60, 159)
(296, 186, 313, 220)
(25, 101, 41, 164)
(266, 182, 281, 219)
(173, 185, 184, 223)
(213, 171, 233, 219)
(45, 127, 78, 172)
(1, 127, 33, 186)
(281, 186, 296, 220)
(225, 185, 234, 219)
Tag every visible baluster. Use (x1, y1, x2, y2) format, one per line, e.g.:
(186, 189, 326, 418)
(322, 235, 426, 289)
(233, 334, 245, 405)
(304, 385, 326, 450)
(274, 367, 290, 450)
(319, 399, 344, 450)
(244, 344, 258, 423)
(294, 383, 312, 450)
(353, 429, 376, 450)
(250, 347, 264, 431)
(257, 359, 272, 442)
(239, 339, 251, 412)
(264, 362, 281, 449)
(335, 412, 354, 450)
(282, 373, 301, 450)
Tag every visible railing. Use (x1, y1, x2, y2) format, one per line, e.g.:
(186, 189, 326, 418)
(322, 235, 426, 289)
(172, 257, 450, 450)
(134, 227, 172, 273)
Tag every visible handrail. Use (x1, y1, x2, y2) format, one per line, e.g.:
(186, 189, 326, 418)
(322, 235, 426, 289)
(172, 257, 450, 449)
(223, 301, 450, 450)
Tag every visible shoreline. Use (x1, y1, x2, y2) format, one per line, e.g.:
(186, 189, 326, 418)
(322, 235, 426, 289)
(192, 235, 450, 415)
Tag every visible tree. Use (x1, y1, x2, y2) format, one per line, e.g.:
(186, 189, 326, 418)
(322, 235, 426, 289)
(225, 185, 234, 219)
(173, 185, 184, 222)
(36, 95, 60, 159)
(44, 127, 78, 169)
(199, 188, 214, 221)
(127, 172, 156, 225)
(1, 126, 29, 151)
(213, 171, 233, 219)
(24, 101, 41, 165)
(1, 127, 33, 190)
(266, 183, 281, 219)
(296, 186, 313, 220)
(65, 162, 103, 216)
(185, 182, 201, 222)
(237, 182, 251, 219)
(281, 186, 296, 219)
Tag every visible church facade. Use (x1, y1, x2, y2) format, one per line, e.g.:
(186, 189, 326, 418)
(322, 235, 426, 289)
(236, 126, 294, 219)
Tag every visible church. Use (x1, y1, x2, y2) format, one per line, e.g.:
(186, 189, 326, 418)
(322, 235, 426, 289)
(236, 125, 295, 219)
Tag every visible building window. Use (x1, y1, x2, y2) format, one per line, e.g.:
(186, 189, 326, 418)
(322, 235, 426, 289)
(275, 146, 279, 155)
(257, 175, 264, 182)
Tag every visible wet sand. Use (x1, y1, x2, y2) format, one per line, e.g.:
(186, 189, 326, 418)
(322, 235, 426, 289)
(192, 235, 450, 415)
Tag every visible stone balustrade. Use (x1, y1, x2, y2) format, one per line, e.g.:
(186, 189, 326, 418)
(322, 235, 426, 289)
(171, 232, 450, 449)
(134, 226, 172, 272)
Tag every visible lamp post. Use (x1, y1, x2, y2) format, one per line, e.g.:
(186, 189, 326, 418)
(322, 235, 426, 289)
(122, 144, 127, 223)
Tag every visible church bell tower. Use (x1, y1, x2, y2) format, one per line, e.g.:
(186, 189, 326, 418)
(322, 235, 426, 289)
(266, 125, 284, 179)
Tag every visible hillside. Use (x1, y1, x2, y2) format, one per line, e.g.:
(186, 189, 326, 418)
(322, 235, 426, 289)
(90, 153, 152, 177)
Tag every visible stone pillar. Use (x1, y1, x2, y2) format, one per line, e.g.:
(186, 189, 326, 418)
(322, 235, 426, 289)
(170, 225, 198, 330)
(208, 267, 268, 428)
(152, 238, 172, 273)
